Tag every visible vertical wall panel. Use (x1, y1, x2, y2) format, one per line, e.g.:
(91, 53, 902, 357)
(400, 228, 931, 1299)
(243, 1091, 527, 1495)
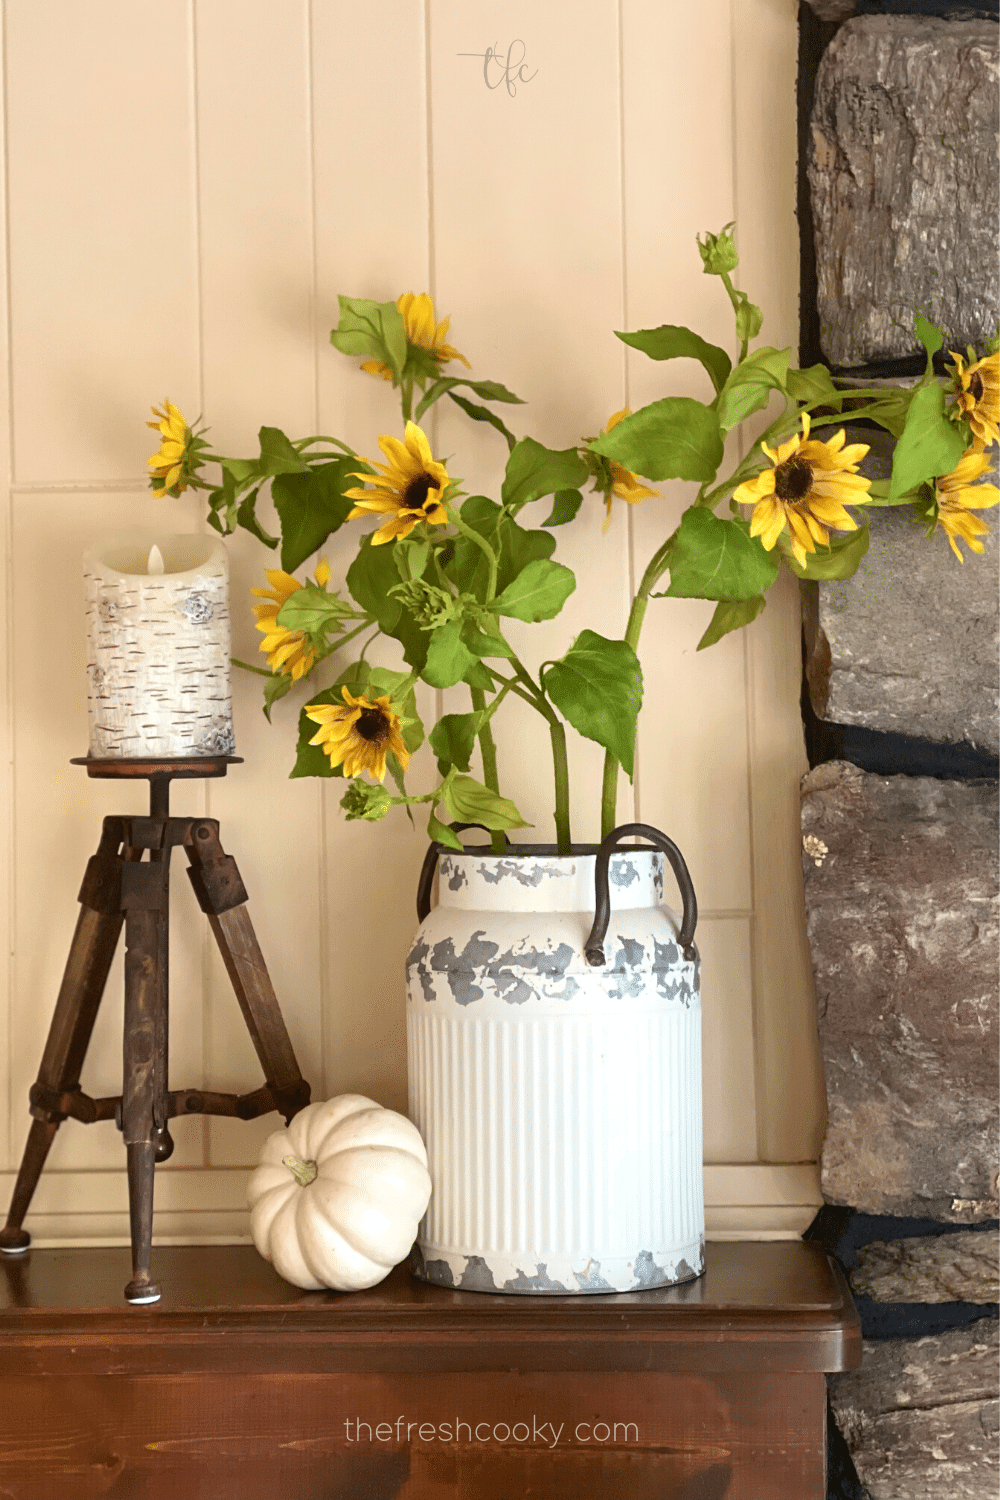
(621, 0, 753, 917)
(0, 0, 11, 1168)
(732, 0, 824, 1163)
(5, 0, 200, 482)
(311, 0, 432, 1112)
(192, 0, 325, 1164)
(429, 0, 633, 847)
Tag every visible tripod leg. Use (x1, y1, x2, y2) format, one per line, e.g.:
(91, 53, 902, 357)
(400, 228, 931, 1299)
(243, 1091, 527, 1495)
(121, 863, 167, 1305)
(186, 823, 310, 1124)
(0, 821, 125, 1253)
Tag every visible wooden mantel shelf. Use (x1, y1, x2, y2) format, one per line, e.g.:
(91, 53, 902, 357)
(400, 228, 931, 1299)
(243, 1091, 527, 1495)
(0, 1241, 859, 1499)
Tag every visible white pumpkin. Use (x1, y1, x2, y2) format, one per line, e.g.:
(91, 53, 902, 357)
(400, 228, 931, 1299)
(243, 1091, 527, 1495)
(247, 1094, 432, 1291)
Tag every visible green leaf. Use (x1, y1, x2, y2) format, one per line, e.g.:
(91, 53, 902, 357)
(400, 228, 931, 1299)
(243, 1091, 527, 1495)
(493, 559, 576, 622)
(733, 292, 763, 347)
(272, 458, 358, 573)
(697, 596, 766, 650)
(262, 671, 293, 722)
(447, 391, 517, 452)
(236, 488, 279, 549)
(542, 489, 584, 527)
(781, 525, 871, 580)
(443, 775, 530, 831)
(659, 509, 780, 601)
(258, 426, 309, 476)
(276, 582, 356, 635)
(329, 296, 407, 380)
(394, 538, 430, 582)
(415, 376, 524, 419)
(588, 397, 724, 483)
(615, 323, 732, 394)
(786, 364, 843, 409)
(347, 535, 429, 670)
(715, 346, 789, 432)
(430, 712, 479, 775)
(222, 456, 262, 486)
(915, 312, 943, 376)
(889, 382, 966, 499)
(446, 496, 555, 600)
(460, 620, 516, 659)
(542, 630, 643, 778)
(347, 535, 402, 633)
(500, 438, 589, 511)
(427, 810, 464, 850)
(422, 619, 478, 689)
(462, 660, 499, 690)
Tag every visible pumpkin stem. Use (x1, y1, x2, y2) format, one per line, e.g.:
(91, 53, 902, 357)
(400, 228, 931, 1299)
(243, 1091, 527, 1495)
(282, 1154, 318, 1188)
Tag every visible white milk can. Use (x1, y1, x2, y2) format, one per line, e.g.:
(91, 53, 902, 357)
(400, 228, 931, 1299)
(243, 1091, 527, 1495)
(406, 823, 703, 1294)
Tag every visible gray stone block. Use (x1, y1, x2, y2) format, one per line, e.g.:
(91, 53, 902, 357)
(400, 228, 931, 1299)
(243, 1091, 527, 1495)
(830, 1320, 999, 1500)
(803, 496, 1000, 755)
(852, 1229, 999, 1304)
(801, 762, 999, 1220)
(809, 15, 999, 368)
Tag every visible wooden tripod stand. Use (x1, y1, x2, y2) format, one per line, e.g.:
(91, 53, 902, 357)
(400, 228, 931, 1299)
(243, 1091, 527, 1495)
(0, 756, 311, 1304)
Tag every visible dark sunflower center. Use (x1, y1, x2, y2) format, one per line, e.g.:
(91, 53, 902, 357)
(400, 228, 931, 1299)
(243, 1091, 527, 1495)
(969, 373, 984, 402)
(403, 473, 440, 513)
(774, 454, 814, 503)
(355, 707, 391, 743)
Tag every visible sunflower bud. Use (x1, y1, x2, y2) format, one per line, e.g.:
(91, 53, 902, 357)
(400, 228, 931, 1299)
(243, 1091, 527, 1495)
(340, 781, 395, 822)
(697, 224, 739, 277)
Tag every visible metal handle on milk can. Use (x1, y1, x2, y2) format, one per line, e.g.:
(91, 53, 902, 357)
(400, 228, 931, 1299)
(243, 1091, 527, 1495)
(416, 823, 495, 922)
(584, 822, 698, 966)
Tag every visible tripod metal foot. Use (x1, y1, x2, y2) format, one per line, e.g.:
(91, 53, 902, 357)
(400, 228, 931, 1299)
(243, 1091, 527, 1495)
(0, 1228, 30, 1255)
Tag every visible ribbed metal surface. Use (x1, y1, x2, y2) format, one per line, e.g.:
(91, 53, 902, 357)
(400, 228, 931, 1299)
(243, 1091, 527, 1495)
(407, 1006, 702, 1260)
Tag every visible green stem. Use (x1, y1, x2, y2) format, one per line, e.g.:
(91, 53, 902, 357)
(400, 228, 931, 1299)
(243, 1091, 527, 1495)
(401, 375, 414, 425)
(282, 1155, 318, 1187)
(599, 535, 675, 838)
(721, 271, 749, 363)
(446, 503, 499, 601)
(549, 720, 572, 856)
(293, 435, 357, 456)
(232, 657, 273, 678)
(470, 686, 507, 853)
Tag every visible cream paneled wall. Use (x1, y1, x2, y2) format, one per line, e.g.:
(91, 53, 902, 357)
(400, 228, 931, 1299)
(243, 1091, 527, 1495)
(0, 0, 823, 1245)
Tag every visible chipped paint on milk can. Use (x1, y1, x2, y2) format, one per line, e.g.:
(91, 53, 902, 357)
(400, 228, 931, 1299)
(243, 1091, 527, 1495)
(406, 832, 704, 1294)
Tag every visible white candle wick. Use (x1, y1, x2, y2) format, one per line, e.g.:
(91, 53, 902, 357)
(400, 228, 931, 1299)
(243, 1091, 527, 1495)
(147, 543, 165, 575)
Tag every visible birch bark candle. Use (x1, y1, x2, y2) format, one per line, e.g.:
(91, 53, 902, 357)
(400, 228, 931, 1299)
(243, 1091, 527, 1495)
(84, 533, 235, 759)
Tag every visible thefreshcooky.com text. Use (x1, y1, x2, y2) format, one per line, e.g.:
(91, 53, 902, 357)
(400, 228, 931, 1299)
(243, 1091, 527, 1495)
(343, 1417, 638, 1448)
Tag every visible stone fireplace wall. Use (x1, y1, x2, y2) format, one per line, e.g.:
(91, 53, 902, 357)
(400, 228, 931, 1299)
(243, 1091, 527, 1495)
(797, 2, 999, 1496)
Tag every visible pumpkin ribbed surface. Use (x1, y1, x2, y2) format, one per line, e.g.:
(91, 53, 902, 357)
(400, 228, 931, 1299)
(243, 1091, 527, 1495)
(247, 1094, 432, 1291)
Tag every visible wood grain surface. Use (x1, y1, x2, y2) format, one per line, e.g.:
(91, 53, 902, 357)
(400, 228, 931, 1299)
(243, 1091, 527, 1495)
(0, 1241, 856, 1497)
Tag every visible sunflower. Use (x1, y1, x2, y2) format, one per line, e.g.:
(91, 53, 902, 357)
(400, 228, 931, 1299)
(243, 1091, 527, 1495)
(344, 421, 451, 545)
(932, 446, 1000, 561)
(148, 399, 202, 497)
(305, 686, 410, 782)
(361, 291, 470, 382)
(733, 413, 872, 568)
(599, 408, 659, 530)
(948, 350, 999, 449)
(251, 559, 331, 680)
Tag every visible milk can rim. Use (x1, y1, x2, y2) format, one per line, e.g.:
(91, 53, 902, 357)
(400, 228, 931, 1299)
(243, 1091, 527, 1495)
(436, 843, 662, 860)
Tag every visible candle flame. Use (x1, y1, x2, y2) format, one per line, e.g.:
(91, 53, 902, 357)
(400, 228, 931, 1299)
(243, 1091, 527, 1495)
(147, 544, 165, 575)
